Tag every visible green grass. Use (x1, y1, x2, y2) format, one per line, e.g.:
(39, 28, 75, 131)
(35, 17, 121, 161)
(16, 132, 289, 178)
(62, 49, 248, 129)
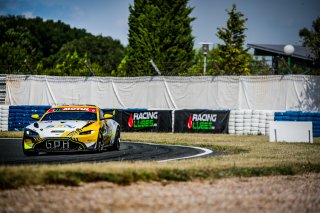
(1, 132, 320, 189)
(0, 131, 23, 138)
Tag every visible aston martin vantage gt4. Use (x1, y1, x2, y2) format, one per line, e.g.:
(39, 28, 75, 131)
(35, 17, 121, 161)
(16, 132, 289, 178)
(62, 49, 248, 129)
(22, 105, 120, 155)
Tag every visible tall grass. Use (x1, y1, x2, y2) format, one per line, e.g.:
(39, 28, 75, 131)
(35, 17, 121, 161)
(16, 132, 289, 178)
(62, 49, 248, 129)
(1, 132, 319, 189)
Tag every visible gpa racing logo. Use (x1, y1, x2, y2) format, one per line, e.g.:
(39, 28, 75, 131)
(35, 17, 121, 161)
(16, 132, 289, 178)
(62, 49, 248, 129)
(187, 113, 217, 130)
(128, 112, 158, 128)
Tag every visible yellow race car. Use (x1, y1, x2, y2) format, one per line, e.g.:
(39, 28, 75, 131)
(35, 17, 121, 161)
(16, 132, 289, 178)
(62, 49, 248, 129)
(22, 105, 120, 156)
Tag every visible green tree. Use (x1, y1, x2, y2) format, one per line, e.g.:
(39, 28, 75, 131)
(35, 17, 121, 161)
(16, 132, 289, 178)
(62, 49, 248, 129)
(216, 4, 251, 75)
(46, 35, 125, 75)
(299, 17, 320, 74)
(182, 46, 221, 76)
(250, 56, 273, 75)
(126, 0, 195, 76)
(0, 25, 38, 74)
(48, 51, 101, 76)
(0, 15, 125, 76)
(182, 48, 204, 76)
(115, 55, 129, 77)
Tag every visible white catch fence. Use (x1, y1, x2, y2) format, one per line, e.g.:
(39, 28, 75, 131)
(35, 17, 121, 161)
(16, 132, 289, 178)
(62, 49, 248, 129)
(4, 75, 320, 111)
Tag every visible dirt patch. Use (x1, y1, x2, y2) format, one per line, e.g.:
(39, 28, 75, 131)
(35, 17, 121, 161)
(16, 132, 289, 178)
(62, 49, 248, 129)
(1, 173, 319, 213)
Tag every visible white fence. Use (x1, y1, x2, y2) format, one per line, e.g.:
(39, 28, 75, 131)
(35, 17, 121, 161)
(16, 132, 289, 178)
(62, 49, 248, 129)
(5, 75, 320, 111)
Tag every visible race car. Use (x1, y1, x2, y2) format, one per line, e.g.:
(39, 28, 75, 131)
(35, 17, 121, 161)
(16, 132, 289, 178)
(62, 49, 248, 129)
(22, 105, 120, 156)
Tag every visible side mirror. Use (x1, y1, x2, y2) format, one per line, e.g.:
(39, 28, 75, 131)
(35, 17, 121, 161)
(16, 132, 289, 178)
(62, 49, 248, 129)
(31, 114, 40, 120)
(104, 114, 113, 119)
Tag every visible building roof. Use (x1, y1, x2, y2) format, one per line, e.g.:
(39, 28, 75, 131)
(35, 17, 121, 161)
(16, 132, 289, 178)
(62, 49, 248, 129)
(247, 44, 314, 61)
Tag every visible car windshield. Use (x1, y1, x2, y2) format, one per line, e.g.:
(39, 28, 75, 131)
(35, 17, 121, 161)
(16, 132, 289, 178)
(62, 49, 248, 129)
(41, 111, 97, 121)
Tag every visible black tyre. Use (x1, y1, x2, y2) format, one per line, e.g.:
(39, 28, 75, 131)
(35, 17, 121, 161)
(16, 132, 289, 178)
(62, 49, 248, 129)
(23, 150, 38, 156)
(22, 138, 38, 156)
(110, 129, 120, 151)
(95, 131, 104, 153)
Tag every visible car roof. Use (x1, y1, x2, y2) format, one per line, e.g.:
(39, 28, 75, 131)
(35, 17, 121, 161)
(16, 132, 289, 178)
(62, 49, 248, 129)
(46, 105, 100, 113)
(52, 105, 99, 109)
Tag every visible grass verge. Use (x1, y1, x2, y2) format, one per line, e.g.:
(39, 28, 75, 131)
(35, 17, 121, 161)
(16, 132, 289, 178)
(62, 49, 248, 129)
(1, 132, 320, 189)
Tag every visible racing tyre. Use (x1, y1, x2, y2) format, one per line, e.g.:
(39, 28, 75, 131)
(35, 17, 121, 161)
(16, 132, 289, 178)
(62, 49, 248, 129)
(95, 131, 104, 153)
(23, 150, 38, 156)
(22, 138, 38, 156)
(111, 129, 120, 151)
(22, 147, 38, 156)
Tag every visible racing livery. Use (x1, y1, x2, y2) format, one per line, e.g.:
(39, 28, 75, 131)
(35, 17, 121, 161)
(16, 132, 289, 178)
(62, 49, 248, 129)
(22, 105, 120, 156)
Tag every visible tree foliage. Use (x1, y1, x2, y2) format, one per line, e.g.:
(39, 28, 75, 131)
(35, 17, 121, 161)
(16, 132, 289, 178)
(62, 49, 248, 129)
(182, 47, 221, 76)
(299, 17, 320, 74)
(216, 4, 251, 75)
(0, 15, 126, 76)
(250, 56, 273, 75)
(125, 0, 195, 76)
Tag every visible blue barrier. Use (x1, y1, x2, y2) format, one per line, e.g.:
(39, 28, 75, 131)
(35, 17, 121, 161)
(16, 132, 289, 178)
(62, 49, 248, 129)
(274, 110, 320, 137)
(8, 105, 51, 131)
(2, 105, 320, 138)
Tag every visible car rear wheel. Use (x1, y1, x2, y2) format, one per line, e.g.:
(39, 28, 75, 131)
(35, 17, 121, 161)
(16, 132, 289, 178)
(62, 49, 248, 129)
(95, 131, 103, 153)
(110, 129, 120, 151)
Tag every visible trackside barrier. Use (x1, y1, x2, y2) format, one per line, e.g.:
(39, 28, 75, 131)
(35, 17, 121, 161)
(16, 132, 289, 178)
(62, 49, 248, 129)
(173, 109, 229, 133)
(0, 105, 9, 131)
(102, 109, 172, 132)
(228, 110, 276, 136)
(8, 105, 51, 131)
(0, 75, 6, 104)
(1, 105, 319, 137)
(274, 111, 320, 138)
(103, 109, 229, 133)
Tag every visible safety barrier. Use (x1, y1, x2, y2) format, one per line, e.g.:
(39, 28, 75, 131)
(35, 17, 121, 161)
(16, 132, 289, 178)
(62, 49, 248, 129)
(106, 109, 173, 132)
(274, 111, 320, 137)
(0, 75, 6, 105)
(0, 105, 319, 137)
(8, 105, 51, 131)
(228, 110, 276, 136)
(0, 105, 9, 131)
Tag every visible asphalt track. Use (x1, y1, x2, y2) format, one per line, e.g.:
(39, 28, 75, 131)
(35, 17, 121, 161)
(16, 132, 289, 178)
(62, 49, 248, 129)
(0, 138, 215, 165)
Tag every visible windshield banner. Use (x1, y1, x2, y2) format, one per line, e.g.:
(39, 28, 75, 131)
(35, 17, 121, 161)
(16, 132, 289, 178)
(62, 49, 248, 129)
(47, 107, 96, 113)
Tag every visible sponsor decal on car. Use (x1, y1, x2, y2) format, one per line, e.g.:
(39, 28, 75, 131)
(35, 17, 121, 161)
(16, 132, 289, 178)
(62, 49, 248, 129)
(128, 112, 158, 128)
(47, 107, 96, 113)
(62, 107, 96, 112)
(45, 124, 76, 129)
(46, 140, 70, 150)
(187, 113, 217, 130)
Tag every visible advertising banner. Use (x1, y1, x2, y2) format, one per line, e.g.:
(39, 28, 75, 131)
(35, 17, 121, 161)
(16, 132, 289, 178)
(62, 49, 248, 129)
(174, 110, 230, 133)
(106, 109, 172, 132)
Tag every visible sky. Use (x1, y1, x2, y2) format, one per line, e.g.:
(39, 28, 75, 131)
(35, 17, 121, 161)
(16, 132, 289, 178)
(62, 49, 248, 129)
(1, 0, 319, 49)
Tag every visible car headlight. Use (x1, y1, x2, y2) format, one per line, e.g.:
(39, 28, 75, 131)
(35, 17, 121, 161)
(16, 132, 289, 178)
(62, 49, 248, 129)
(24, 129, 40, 138)
(79, 130, 95, 135)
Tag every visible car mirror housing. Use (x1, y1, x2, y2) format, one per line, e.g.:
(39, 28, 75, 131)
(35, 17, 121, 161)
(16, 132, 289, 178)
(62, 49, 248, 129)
(104, 114, 113, 119)
(31, 114, 40, 120)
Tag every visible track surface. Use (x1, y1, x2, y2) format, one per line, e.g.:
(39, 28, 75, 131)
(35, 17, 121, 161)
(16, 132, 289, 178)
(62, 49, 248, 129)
(0, 138, 214, 165)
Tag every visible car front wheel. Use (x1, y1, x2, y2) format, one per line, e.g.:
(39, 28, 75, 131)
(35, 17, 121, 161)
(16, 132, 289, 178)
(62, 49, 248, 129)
(22, 139, 38, 156)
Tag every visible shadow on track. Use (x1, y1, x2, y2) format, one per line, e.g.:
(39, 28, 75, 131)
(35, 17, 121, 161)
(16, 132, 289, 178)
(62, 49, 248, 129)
(0, 139, 217, 165)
